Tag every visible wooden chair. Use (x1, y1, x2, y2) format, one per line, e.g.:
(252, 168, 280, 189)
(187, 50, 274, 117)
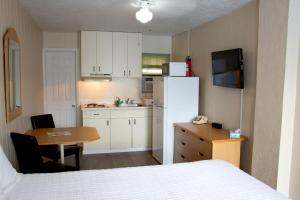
(30, 114, 81, 170)
(10, 132, 77, 174)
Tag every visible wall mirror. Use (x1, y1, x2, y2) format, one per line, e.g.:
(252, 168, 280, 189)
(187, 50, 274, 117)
(3, 28, 22, 122)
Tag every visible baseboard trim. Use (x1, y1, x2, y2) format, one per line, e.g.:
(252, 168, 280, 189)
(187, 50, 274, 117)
(83, 148, 152, 155)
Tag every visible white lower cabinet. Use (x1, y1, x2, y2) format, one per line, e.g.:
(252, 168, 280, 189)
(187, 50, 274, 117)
(83, 118, 110, 152)
(132, 117, 152, 149)
(111, 118, 132, 149)
(83, 108, 152, 154)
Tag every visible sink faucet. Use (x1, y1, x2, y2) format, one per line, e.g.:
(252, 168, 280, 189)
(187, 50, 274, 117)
(126, 98, 135, 104)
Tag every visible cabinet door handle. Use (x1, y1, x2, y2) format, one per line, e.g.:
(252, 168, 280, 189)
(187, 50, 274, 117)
(93, 113, 100, 116)
(129, 70, 131, 77)
(123, 70, 126, 76)
(181, 129, 186, 133)
(98, 66, 101, 72)
(199, 138, 204, 142)
(134, 119, 136, 125)
(181, 154, 185, 159)
(129, 119, 131, 125)
(198, 152, 204, 157)
(107, 120, 109, 126)
(181, 141, 186, 146)
(93, 66, 96, 72)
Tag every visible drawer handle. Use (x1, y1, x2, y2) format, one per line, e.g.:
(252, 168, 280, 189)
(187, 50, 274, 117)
(93, 114, 100, 116)
(181, 129, 186, 132)
(181, 142, 186, 146)
(199, 138, 204, 141)
(198, 152, 204, 157)
(181, 154, 185, 159)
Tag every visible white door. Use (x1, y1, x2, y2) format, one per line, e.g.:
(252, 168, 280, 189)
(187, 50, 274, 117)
(81, 31, 97, 75)
(127, 33, 142, 78)
(111, 118, 132, 149)
(152, 105, 165, 163)
(132, 117, 152, 149)
(113, 32, 128, 77)
(83, 118, 110, 151)
(97, 32, 113, 74)
(44, 49, 77, 127)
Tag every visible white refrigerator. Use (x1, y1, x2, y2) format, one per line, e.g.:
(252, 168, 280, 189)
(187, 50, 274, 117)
(152, 77, 199, 164)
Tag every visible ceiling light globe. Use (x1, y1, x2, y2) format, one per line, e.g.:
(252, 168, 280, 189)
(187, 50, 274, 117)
(136, 8, 153, 23)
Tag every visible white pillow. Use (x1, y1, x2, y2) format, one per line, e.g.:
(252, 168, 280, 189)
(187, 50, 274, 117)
(0, 145, 20, 194)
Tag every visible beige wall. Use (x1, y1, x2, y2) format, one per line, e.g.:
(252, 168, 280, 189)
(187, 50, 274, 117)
(43, 32, 79, 49)
(172, 1, 258, 173)
(172, 31, 189, 62)
(142, 35, 172, 54)
(0, 0, 43, 164)
(251, 0, 290, 189)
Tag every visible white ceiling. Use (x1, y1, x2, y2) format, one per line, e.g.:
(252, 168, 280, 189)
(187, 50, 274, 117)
(19, 0, 253, 35)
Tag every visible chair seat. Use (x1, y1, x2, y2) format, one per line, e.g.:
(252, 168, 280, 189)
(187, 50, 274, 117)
(42, 161, 78, 173)
(40, 145, 81, 160)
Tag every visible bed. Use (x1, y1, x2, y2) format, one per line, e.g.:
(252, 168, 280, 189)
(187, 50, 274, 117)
(0, 147, 287, 200)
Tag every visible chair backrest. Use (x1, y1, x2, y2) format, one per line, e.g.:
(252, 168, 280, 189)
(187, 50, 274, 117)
(31, 114, 55, 129)
(10, 132, 44, 173)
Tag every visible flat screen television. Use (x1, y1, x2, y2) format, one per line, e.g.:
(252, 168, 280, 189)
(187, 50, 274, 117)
(211, 48, 244, 89)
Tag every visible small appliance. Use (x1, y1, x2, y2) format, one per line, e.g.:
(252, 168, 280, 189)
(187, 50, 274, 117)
(142, 76, 153, 94)
(212, 122, 223, 129)
(162, 62, 187, 77)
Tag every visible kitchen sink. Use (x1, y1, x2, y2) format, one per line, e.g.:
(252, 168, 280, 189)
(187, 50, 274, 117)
(118, 103, 143, 107)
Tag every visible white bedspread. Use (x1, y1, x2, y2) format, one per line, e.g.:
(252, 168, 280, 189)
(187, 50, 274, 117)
(6, 160, 287, 200)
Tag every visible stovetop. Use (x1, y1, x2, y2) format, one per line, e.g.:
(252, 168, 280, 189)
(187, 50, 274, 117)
(85, 103, 108, 108)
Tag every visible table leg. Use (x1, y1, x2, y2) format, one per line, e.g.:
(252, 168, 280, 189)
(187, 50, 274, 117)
(60, 144, 65, 164)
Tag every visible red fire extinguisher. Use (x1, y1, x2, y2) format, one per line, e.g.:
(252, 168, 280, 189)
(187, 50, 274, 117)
(186, 56, 192, 77)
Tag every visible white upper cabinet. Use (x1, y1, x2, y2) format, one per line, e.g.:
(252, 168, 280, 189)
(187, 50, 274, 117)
(81, 31, 113, 76)
(81, 31, 142, 78)
(128, 33, 142, 78)
(81, 31, 97, 75)
(112, 32, 128, 77)
(97, 32, 113, 74)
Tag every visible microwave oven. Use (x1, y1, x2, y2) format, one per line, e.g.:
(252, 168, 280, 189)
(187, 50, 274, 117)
(162, 62, 186, 76)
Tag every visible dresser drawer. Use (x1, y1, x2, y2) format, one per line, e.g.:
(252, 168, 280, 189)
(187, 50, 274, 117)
(83, 110, 110, 119)
(174, 151, 189, 163)
(174, 139, 194, 161)
(174, 138, 209, 162)
(175, 127, 212, 158)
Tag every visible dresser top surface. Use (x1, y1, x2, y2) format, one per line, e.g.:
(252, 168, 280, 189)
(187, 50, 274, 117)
(174, 123, 246, 143)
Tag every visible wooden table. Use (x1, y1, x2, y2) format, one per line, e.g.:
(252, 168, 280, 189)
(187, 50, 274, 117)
(26, 127, 100, 164)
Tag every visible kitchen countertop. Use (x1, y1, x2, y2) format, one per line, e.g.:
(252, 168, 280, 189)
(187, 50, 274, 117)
(81, 104, 152, 111)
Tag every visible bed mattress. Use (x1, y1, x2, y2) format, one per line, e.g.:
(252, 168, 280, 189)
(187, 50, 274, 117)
(6, 160, 287, 200)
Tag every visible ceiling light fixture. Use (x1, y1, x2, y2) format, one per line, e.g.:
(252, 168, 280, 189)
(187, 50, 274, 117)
(136, 0, 153, 24)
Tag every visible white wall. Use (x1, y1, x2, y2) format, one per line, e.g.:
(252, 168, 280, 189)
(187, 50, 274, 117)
(276, 0, 300, 196)
(0, 0, 43, 164)
(78, 78, 142, 105)
(289, 36, 300, 199)
(142, 35, 172, 54)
